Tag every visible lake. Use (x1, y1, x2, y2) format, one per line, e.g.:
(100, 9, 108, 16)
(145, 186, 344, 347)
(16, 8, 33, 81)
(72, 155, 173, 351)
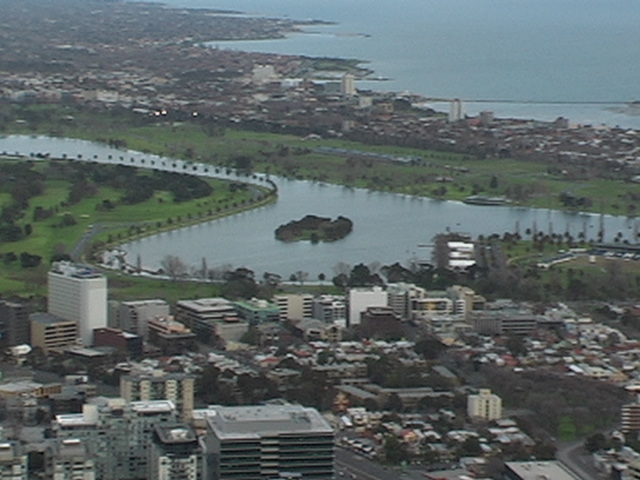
(1, 135, 636, 278)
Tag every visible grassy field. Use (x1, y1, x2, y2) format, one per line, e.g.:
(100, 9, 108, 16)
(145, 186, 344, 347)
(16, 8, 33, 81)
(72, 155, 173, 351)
(3, 103, 639, 216)
(0, 156, 264, 297)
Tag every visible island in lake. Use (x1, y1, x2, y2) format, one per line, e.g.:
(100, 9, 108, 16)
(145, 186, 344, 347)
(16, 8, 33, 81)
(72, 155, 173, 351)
(275, 215, 353, 243)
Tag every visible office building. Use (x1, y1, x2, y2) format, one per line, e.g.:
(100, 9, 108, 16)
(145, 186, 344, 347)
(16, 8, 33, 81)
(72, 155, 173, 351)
(504, 461, 580, 480)
(234, 298, 280, 325)
(30, 313, 78, 353)
(93, 327, 143, 358)
(0, 301, 30, 349)
(148, 316, 196, 355)
(467, 388, 502, 421)
(120, 370, 195, 421)
(48, 262, 107, 346)
(46, 438, 95, 480)
(175, 298, 243, 343)
(448, 98, 464, 122)
(113, 299, 170, 340)
(359, 307, 403, 340)
(312, 295, 346, 325)
(204, 404, 334, 480)
(472, 310, 539, 336)
(0, 440, 27, 480)
(386, 283, 426, 319)
(341, 73, 356, 96)
(273, 294, 313, 321)
(622, 395, 640, 434)
(348, 287, 387, 326)
(151, 424, 201, 480)
(53, 398, 177, 480)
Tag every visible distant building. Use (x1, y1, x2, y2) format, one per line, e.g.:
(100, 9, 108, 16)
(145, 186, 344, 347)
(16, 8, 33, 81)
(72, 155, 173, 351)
(359, 306, 404, 340)
(341, 73, 356, 96)
(53, 398, 177, 480)
(203, 404, 334, 480)
(45, 438, 95, 480)
(468, 388, 502, 421)
(92, 327, 143, 358)
(504, 461, 580, 480)
(120, 370, 195, 421)
(348, 287, 388, 326)
(30, 313, 78, 353)
(387, 283, 426, 319)
(147, 316, 196, 355)
(234, 298, 280, 324)
(273, 294, 313, 321)
(48, 262, 107, 346)
(0, 300, 30, 349)
(150, 424, 201, 480)
(621, 396, 640, 434)
(175, 298, 244, 344)
(448, 98, 464, 122)
(312, 295, 347, 325)
(472, 310, 539, 336)
(0, 439, 27, 480)
(112, 299, 170, 340)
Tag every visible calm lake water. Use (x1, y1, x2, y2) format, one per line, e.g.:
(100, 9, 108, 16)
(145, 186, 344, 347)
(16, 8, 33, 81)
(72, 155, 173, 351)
(1, 136, 636, 278)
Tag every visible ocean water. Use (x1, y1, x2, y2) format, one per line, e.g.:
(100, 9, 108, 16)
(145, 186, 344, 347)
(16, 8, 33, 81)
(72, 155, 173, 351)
(141, 0, 640, 127)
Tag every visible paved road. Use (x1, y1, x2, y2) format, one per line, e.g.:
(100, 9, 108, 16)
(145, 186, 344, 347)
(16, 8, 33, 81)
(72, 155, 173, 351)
(557, 440, 608, 480)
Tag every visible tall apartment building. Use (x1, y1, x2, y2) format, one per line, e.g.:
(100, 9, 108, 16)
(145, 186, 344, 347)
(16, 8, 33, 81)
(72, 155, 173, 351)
(204, 404, 334, 480)
(53, 398, 177, 480)
(113, 299, 170, 340)
(273, 294, 313, 321)
(312, 295, 346, 325)
(46, 438, 95, 480)
(120, 370, 195, 422)
(0, 301, 30, 349)
(30, 313, 78, 353)
(387, 283, 426, 319)
(150, 424, 201, 480)
(0, 439, 27, 480)
(348, 287, 388, 327)
(467, 388, 502, 421)
(48, 262, 107, 346)
(622, 394, 640, 434)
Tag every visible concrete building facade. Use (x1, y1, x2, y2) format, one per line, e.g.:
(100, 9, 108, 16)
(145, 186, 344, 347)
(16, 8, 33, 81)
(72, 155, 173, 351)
(467, 388, 502, 421)
(273, 294, 313, 321)
(150, 424, 201, 480)
(48, 262, 107, 346)
(30, 313, 78, 353)
(120, 371, 195, 422)
(348, 287, 388, 327)
(204, 404, 334, 480)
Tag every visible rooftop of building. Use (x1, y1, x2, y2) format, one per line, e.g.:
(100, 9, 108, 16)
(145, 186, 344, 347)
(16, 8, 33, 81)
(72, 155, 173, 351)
(207, 404, 333, 439)
(154, 424, 198, 444)
(29, 312, 76, 326)
(50, 261, 104, 280)
(504, 461, 581, 480)
(176, 297, 234, 312)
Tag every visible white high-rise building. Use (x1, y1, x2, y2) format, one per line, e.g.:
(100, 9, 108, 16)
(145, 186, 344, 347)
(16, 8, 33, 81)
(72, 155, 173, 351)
(348, 287, 388, 327)
(48, 262, 107, 347)
(341, 73, 356, 96)
(448, 98, 464, 122)
(467, 388, 502, 421)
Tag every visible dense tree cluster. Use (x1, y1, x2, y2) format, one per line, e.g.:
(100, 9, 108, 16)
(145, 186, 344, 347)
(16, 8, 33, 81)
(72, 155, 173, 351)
(275, 214, 353, 243)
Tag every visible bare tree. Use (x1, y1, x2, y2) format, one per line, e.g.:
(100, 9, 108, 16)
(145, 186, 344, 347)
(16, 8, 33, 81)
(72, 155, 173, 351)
(160, 255, 187, 280)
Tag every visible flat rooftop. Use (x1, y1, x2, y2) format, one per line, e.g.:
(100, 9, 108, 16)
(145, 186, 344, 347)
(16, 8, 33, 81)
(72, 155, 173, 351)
(207, 405, 333, 440)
